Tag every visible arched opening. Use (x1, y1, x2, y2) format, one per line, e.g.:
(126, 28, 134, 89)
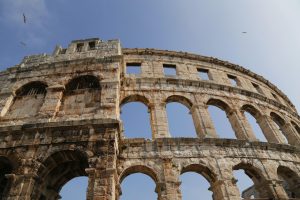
(32, 150, 89, 200)
(270, 112, 289, 144)
(0, 157, 14, 198)
(120, 95, 152, 139)
(233, 163, 272, 199)
(165, 95, 196, 137)
(277, 166, 300, 198)
(291, 121, 300, 135)
(60, 75, 101, 116)
(207, 99, 236, 139)
(59, 176, 88, 199)
(5, 81, 47, 119)
(180, 165, 214, 200)
(119, 166, 158, 200)
(241, 105, 267, 142)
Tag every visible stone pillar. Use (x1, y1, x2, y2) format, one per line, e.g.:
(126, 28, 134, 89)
(260, 179, 289, 200)
(86, 167, 117, 200)
(190, 104, 218, 138)
(157, 159, 181, 200)
(0, 93, 14, 117)
(150, 102, 170, 138)
(281, 122, 300, 145)
(227, 109, 257, 141)
(6, 173, 37, 200)
(38, 85, 64, 118)
(257, 115, 286, 144)
(210, 179, 240, 200)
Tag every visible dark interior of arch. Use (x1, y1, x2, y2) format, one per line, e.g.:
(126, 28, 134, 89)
(65, 75, 100, 91)
(166, 95, 193, 109)
(33, 150, 88, 200)
(270, 112, 285, 127)
(0, 157, 13, 198)
(16, 81, 47, 97)
(241, 105, 260, 119)
(291, 121, 300, 134)
(277, 166, 300, 198)
(181, 164, 216, 183)
(207, 99, 230, 113)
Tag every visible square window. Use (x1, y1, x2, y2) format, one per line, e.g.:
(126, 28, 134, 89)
(198, 68, 210, 80)
(60, 48, 67, 54)
(252, 83, 264, 94)
(126, 63, 141, 75)
(228, 74, 239, 86)
(76, 43, 84, 52)
(163, 64, 176, 76)
(88, 42, 96, 50)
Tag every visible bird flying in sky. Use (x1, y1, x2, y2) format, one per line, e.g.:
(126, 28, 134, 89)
(23, 13, 26, 24)
(242, 32, 247, 34)
(20, 42, 26, 46)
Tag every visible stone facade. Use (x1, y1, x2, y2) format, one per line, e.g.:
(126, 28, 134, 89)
(0, 38, 299, 200)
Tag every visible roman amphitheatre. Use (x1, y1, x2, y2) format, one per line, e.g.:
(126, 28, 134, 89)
(0, 38, 299, 200)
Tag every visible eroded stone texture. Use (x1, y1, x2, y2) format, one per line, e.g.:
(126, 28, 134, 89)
(0, 38, 299, 200)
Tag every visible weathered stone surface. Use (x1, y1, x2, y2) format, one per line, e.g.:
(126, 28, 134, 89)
(0, 38, 299, 199)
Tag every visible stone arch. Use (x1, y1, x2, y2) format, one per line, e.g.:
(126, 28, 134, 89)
(291, 121, 300, 134)
(270, 112, 289, 143)
(4, 81, 48, 119)
(165, 95, 193, 109)
(120, 94, 152, 139)
(119, 165, 159, 183)
(59, 74, 101, 116)
(165, 95, 197, 137)
(120, 94, 150, 107)
(207, 98, 232, 113)
(241, 104, 268, 142)
(277, 166, 300, 198)
(181, 163, 217, 184)
(206, 98, 237, 139)
(32, 150, 89, 199)
(233, 162, 274, 198)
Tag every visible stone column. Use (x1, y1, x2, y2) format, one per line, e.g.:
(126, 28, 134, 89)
(281, 122, 300, 145)
(209, 179, 240, 200)
(257, 115, 286, 144)
(157, 159, 181, 200)
(150, 102, 170, 138)
(227, 109, 257, 141)
(38, 85, 64, 118)
(0, 92, 14, 117)
(190, 104, 218, 138)
(6, 173, 37, 200)
(86, 167, 117, 200)
(261, 179, 289, 200)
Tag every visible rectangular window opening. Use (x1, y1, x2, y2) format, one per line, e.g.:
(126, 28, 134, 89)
(252, 83, 264, 94)
(228, 74, 239, 86)
(163, 64, 177, 76)
(89, 42, 96, 50)
(126, 63, 141, 75)
(76, 43, 84, 52)
(198, 68, 210, 80)
(60, 48, 67, 54)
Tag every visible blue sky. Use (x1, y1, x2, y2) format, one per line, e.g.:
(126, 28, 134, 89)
(1, 0, 300, 199)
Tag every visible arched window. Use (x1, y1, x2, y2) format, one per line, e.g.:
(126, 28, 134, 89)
(241, 105, 267, 142)
(120, 173, 157, 200)
(180, 165, 214, 200)
(165, 95, 196, 137)
(60, 75, 101, 115)
(277, 166, 300, 198)
(233, 163, 273, 199)
(120, 95, 152, 139)
(291, 121, 300, 135)
(119, 166, 158, 200)
(207, 99, 236, 139)
(32, 150, 89, 199)
(5, 81, 47, 119)
(270, 112, 289, 144)
(0, 157, 14, 198)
